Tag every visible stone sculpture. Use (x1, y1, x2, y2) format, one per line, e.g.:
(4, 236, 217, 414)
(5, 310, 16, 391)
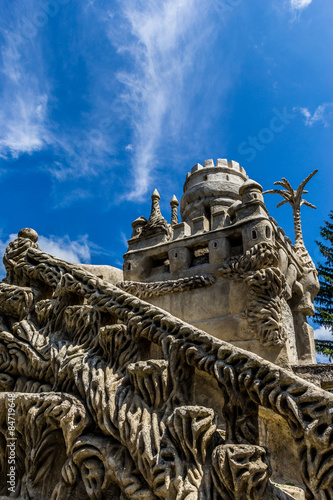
(123, 160, 320, 369)
(0, 161, 331, 499)
(263, 170, 318, 269)
(0, 226, 332, 499)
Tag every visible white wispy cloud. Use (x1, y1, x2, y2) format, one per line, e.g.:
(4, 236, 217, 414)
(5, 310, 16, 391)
(297, 103, 333, 127)
(0, 30, 51, 159)
(52, 189, 93, 209)
(120, 232, 129, 248)
(313, 325, 332, 341)
(108, 0, 208, 200)
(0, 2, 116, 184)
(290, 0, 312, 11)
(37, 234, 92, 263)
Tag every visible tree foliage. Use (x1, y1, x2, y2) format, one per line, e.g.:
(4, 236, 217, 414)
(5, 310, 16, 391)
(314, 211, 333, 361)
(315, 340, 333, 362)
(314, 210, 333, 332)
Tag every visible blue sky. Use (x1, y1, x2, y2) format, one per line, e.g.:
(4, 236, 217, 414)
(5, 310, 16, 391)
(0, 0, 332, 352)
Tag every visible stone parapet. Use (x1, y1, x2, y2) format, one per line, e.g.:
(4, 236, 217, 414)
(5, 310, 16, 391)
(292, 363, 333, 390)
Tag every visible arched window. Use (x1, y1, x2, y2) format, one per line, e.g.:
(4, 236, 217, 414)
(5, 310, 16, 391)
(265, 226, 271, 239)
(251, 229, 257, 240)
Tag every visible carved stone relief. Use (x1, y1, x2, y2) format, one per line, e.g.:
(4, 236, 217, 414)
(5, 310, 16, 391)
(0, 231, 332, 499)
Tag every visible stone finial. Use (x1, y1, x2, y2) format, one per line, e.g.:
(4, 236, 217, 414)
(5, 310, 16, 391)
(150, 189, 162, 219)
(18, 228, 39, 243)
(140, 189, 172, 239)
(131, 216, 147, 239)
(170, 195, 179, 227)
(239, 179, 264, 205)
(239, 179, 263, 197)
(152, 189, 160, 200)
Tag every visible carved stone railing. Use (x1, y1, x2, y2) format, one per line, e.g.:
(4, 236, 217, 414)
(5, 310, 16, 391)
(0, 231, 332, 499)
(117, 275, 215, 300)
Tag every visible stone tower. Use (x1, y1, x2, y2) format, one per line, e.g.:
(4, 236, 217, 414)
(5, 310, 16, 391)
(123, 158, 319, 369)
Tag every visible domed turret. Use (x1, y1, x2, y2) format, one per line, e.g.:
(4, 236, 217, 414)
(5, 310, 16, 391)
(180, 158, 248, 231)
(239, 179, 264, 204)
(131, 216, 147, 238)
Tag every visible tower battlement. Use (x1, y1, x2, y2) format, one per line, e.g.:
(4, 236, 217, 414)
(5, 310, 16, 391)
(189, 158, 247, 176)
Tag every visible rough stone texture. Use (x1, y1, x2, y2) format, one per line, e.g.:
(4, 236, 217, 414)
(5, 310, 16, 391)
(118, 274, 215, 300)
(123, 160, 319, 369)
(292, 363, 333, 390)
(0, 229, 332, 499)
(276, 485, 306, 500)
(259, 407, 304, 487)
(79, 263, 124, 284)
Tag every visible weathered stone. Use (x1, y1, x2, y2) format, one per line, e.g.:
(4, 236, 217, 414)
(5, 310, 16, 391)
(123, 163, 319, 370)
(0, 162, 329, 499)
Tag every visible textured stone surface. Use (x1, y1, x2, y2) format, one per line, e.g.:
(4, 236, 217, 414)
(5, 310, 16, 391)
(79, 263, 123, 284)
(292, 363, 333, 390)
(123, 162, 319, 369)
(0, 229, 332, 499)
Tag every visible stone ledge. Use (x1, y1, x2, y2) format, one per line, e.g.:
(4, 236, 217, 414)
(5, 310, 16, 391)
(292, 363, 333, 390)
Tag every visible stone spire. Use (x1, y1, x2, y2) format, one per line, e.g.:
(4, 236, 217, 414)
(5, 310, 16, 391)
(150, 189, 162, 219)
(170, 195, 179, 227)
(140, 189, 172, 239)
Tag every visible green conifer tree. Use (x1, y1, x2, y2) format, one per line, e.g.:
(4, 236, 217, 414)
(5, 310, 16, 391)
(314, 211, 333, 360)
(314, 211, 333, 329)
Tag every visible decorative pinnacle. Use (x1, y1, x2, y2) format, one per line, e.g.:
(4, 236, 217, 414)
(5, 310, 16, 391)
(18, 228, 39, 242)
(170, 195, 179, 227)
(152, 189, 160, 200)
(149, 189, 162, 219)
(170, 195, 179, 207)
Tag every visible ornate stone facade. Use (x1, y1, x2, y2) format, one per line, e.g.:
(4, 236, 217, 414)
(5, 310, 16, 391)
(123, 160, 319, 369)
(0, 161, 331, 499)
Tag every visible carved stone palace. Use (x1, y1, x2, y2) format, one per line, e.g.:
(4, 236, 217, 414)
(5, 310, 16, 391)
(122, 160, 321, 371)
(0, 159, 332, 499)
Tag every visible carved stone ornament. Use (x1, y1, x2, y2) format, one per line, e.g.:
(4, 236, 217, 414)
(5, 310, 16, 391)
(219, 242, 287, 348)
(117, 274, 215, 300)
(140, 189, 172, 240)
(0, 230, 332, 499)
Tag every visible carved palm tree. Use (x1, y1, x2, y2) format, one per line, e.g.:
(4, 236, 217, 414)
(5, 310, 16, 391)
(264, 170, 317, 255)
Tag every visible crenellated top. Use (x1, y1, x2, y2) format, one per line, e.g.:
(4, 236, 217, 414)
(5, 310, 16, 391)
(186, 158, 247, 180)
(180, 158, 249, 227)
(183, 158, 248, 191)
